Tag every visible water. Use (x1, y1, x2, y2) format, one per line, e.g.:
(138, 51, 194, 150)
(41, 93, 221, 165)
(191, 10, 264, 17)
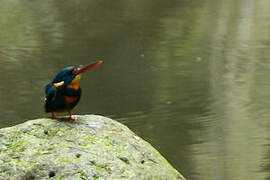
(1, 0, 270, 179)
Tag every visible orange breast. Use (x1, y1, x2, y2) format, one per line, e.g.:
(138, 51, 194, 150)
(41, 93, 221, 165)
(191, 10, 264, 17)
(67, 83, 79, 90)
(64, 96, 78, 104)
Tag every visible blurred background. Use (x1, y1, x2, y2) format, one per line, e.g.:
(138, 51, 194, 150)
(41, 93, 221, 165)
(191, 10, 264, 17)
(1, 0, 270, 179)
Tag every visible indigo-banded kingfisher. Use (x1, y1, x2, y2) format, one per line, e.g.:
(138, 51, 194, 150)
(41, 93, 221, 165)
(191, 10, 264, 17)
(44, 61, 103, 121)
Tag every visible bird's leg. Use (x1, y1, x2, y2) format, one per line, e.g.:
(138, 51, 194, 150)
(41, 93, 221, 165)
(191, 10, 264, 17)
(51, 112, 57, 119)
(68, 110, 75, 121)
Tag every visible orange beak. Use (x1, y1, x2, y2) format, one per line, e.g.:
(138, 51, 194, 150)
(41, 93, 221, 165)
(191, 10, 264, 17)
(75, 60, 103, 75)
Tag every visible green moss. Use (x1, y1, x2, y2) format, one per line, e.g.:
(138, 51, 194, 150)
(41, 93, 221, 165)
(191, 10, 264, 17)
(56, 157, 73, 164)
(43, 143, 58, 151)
(10, 140, 26, 152)
(0, 116, 185, 180)
(46, 127, 71, 137)
(1, 156, 37, 176)
(3, 137, 28, 154)
(80, 134, 97, 145)
(121, 169, 134, 178)
(90, 160, 112, 175)
(97, 137, 116, 147)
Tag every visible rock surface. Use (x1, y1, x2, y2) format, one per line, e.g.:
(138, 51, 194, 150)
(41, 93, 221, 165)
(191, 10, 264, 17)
(0, 115, 185, 180)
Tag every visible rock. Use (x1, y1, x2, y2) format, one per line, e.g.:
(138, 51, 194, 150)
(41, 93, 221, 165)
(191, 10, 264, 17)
(0, 115, 185, 180)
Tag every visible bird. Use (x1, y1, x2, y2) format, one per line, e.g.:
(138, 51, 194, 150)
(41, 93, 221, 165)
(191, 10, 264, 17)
(44, 60, 103, 121)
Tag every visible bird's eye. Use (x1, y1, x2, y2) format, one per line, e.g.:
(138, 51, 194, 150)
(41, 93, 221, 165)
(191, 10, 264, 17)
(72, 68, 78, 74)
(66, 67, 77, 76)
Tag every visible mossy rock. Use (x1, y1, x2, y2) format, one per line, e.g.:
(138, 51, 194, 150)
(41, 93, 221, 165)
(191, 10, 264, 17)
(0, 115, 185, 180)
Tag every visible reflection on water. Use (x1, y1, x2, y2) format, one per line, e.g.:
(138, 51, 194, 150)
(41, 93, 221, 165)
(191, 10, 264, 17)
(1, 0, 270, 179)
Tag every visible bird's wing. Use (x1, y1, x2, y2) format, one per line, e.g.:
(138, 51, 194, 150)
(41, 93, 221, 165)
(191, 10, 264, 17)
(45, 83, 57, 102)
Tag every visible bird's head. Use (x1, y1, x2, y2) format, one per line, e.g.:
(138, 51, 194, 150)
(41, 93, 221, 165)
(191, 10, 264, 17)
(52, 60, 103, 87)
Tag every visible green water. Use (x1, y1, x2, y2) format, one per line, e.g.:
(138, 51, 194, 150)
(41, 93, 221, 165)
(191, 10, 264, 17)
(1, 0, 270, 179)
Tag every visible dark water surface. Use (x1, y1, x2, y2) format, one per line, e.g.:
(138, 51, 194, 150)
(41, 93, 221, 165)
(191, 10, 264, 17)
(1, 0, 270, 179)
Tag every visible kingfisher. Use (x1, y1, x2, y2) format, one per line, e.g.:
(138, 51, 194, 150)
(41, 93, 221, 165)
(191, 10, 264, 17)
(44, 60, 103, 121)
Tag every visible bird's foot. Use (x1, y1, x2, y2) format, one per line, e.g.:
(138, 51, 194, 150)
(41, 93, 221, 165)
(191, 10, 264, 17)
(51, 112, 57, 119)
(68, 115, 76, 121)
(68, 111, 75, 121)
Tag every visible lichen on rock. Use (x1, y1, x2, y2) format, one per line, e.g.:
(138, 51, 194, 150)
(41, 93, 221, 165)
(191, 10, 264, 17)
(0, 115, 185, 180)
